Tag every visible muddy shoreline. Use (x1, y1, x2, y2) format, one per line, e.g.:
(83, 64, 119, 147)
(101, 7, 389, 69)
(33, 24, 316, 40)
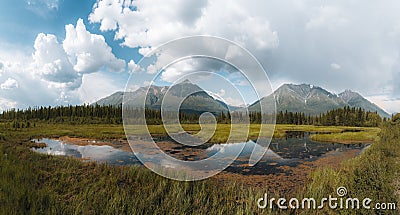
(46, 136, 364, 194)
(215, 149, 360, 194)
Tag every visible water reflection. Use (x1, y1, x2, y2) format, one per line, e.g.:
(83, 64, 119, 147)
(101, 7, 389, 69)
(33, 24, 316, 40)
(32, 131, 368, 175)
(32, 139, 139, 165)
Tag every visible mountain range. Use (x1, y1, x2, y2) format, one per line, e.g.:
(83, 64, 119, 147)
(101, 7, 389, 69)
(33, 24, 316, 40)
(248, 84, 390, 118)
(94, 81, 390, 118)
(95, 80, 229, 115)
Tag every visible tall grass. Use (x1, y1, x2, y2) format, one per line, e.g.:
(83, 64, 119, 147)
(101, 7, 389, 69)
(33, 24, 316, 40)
(309, 128, 380, 144)
(0, 122, 379, 144)
(0, 135, 277, 214)
(300, 122, 400, 214)
(0, 122, 394, 214)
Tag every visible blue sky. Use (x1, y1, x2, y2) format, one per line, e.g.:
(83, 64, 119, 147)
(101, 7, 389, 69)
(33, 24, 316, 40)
(0, 0, 93, 46)
(0, 0, 400, 113)
(0, 0, 142, 63)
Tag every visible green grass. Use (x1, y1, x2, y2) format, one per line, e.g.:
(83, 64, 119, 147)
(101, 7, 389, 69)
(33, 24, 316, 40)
(0, 136, 272, 214)
(183, 124, 380, 143)
(309, 128, 380, 144)
(1, 122, 379, 144)
(0, 121, 398, 214)
(301, 122, 400, 214)
(1, 123, 126, 140)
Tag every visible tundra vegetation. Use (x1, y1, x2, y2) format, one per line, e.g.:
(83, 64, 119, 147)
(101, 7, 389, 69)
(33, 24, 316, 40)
(0, 106, 398, 214)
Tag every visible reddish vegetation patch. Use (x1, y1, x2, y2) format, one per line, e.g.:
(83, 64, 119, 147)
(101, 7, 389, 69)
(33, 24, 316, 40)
(56, 136, 361, 195)
(28, 141, 47, 149)
(213, 149, 360, 195)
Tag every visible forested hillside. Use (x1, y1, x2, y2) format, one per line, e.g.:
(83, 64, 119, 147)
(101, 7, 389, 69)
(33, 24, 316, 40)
(0, 105, 385, 127)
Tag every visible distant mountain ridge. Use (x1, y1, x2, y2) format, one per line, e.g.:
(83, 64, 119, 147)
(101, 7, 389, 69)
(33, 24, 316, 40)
(94, 80, 230, 114)
(94, 82, 390, 118)
(248, 84, 390, 118)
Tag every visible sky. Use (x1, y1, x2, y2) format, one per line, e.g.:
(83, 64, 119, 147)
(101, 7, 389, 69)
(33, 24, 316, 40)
(0, 0, 400, 114)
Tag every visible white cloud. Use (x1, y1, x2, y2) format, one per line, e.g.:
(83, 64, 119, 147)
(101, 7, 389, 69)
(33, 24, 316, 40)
(158, 57, 233, 83)
(206, 90, 222, 100)
(89, 0, 279, 51)
(160, 67, 179, 82)
(143, 80, 153, 86)
(63, 19, 125, 74)
(77, 72, 124, 104)
(0, 18, 127, 110)
(159, 59, 202, 82)
(0, 46, 79, 108)
(138, 47, 155, 56)
(27, 0, 60, 10)
(0, 98, 17, 111)
(33, 33, 80, 84)
(3, 0, 400, 114)
(207, 89, 245, 107)
(306, 5, 348, 30)
(128, 60, 143, 73)
(32, 19, 126, 91)
(217, 89, 225, 97)
(87, 0, 121, 31)
(88, 0, 280, 102)
(26, 0, 61, 18)
(1, 78, 18, 90)
(146, 64, 158, 74)
(234, 79, 250, 86)
(0, 62, 3, 76)
(127, 84, 140, 92)
(46, 78, 82, 91)
(330, 63, 341, 70)
(366, 95, 400, 114)
(223, 97, 246, 107)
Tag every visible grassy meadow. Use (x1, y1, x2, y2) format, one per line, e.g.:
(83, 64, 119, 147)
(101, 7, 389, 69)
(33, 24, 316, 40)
(0, 121, 399, 214)
(0, 124, 271, 214)
(0, 122, 380, 144)
(301, 121, 400, 214)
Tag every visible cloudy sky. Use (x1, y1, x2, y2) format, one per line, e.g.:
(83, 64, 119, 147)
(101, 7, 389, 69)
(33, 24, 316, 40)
(0, 0, 400, 114)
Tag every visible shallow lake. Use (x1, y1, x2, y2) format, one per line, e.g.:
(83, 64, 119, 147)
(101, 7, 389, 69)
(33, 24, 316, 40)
(32, 131, 368, 176)
(32, 138, 139, 165)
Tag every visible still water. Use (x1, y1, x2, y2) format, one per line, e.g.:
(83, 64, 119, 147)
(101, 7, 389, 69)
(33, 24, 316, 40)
(32, 131, 367, 174)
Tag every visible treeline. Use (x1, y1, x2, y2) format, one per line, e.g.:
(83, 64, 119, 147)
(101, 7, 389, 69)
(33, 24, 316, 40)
(240, 106, 383, 127)
(0, 104, 386, 127)
(0, 105, 123, 125)
(275, 106, 383, 127)
(0, 105, 215, 125)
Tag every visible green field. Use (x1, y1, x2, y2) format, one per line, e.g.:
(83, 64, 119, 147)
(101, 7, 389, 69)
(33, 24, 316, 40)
(0, 123, 270, 214)
(303, 121, 400, 214)
(308, 128, 380, 144)
(0, 121, 398, 214)
(0, 122, 380, 144)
